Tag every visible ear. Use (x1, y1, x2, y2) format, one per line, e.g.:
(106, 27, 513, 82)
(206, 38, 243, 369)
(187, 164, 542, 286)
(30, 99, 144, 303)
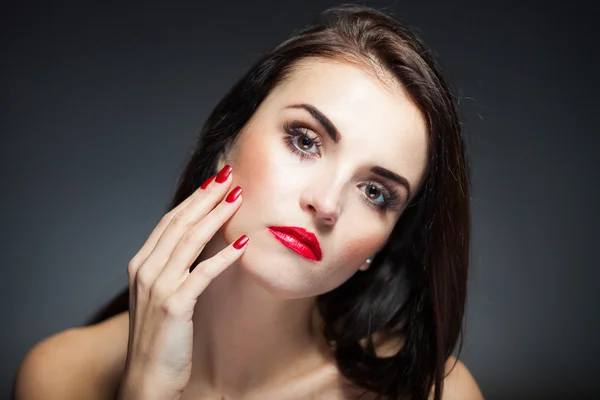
(358, 256, 374, 271)
(358, 261, 370, 271)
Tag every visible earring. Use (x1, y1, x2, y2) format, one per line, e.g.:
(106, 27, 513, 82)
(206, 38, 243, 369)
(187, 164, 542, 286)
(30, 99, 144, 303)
(359, 258, 372, 272)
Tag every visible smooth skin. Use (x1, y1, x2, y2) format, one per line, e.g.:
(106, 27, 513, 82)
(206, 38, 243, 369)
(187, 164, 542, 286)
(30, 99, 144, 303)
(15, 312, 482, 399)
(119, 165, 246, 399)
(14, 59, 483, 399)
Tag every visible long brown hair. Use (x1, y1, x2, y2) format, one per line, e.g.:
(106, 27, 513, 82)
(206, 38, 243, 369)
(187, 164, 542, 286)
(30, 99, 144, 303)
(86, 5, 470, 399)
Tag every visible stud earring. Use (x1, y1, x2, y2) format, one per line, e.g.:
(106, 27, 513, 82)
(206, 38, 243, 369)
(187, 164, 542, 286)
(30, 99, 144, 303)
(359, 258, 373, 272)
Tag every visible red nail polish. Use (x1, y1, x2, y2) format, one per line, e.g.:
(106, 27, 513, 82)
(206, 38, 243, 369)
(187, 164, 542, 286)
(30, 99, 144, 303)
(215, 165, 232, 183)
(233, 234, 249, 249)
(225, 186, 242, 203)
(200, 175, 215, 189)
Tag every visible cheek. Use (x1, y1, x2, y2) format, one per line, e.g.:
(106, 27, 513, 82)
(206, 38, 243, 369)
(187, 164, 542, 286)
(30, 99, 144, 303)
(229, 130, 280, 204)
(337, 231, 387, 266)
(334, 201, 395, 268)
(233, 135, 272, 188)
(220, 128, 292, 240)
(312, 229, 388, 296)
(231, 129, 304, 207)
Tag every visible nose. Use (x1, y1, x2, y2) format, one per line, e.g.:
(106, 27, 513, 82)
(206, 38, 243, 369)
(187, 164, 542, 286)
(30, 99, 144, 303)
(300, 173, 344, 226)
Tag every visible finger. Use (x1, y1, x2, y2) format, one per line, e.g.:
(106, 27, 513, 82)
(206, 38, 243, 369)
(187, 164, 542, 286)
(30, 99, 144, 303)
(153, 185, 243, 294)
(136, 168, 233, 292)
(129, 171, 226, 341)
(125, 176, 212, 344)
(129, 174, 216, 276)
(166, 234, 249, 320)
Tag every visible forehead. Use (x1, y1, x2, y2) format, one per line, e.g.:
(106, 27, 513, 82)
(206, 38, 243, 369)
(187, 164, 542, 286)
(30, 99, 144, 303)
(263, 58, 429, 192)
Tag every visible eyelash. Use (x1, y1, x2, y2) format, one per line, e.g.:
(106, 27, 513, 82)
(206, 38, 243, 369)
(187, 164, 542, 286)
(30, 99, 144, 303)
(282, 121, 402, 213)
(359, 182, 403, 212)
(283, 121, 323, 159)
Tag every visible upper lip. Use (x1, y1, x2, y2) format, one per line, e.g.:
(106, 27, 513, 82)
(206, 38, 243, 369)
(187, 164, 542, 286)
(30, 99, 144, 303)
(267, 226, 322, 260)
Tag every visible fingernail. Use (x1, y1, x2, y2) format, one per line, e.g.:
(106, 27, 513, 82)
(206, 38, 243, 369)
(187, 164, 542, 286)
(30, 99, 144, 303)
(233, 234, 249, 249)
(225, 186, 242, 203)
(215, 165, 232, 183)
(200, 175, 215, 189)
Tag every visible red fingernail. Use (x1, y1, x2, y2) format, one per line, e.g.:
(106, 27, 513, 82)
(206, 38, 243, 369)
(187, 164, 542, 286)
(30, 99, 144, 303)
(233, 234, 249, 249)
(225, 186, 242, 203)
(200, 175, 215, 189)
(215, 165, 232, 183)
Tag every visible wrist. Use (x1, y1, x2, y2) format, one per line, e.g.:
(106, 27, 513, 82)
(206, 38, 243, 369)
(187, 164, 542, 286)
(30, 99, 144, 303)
(118, 371, 183, 400)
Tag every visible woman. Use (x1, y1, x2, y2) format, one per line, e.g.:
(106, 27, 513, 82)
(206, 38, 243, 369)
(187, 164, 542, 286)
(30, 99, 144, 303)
(15, 5, 483, 400)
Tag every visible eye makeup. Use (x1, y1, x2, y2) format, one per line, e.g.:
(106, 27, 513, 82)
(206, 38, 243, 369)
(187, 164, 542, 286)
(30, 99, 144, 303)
(281, 121, 404, 213)
(282, 120, 323, 159)
(358, 182, 403, 212)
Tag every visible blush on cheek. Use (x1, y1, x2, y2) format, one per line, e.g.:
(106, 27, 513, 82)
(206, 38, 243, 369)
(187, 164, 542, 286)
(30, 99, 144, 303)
(339, 234, 388, 267)
(231, 127, 279, 188)
(218, 126, 280, 243)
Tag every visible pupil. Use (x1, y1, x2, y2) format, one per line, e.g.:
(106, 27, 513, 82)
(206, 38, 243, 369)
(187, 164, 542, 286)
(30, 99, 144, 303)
(368, 185, 378, 198)
(301, 136, 312, 149)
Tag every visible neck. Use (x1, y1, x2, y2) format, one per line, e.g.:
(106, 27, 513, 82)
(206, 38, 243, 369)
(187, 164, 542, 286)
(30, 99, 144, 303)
(189, 234, 332, 397)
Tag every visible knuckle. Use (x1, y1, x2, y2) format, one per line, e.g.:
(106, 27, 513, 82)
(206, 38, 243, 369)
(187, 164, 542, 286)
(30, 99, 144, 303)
(180, 230, 200, 246)
(159, 212, 171, 224)
(150, 280, 170, 303)
(159, 300, 173, 316)
(163, 208, 176, 219)
(161, 297, 185, 319)
(204, 204, 232, 228)
(127, 265, 137, 283)
(128, 256, 142, 274)
(215, 201, 232, 216)
(159, 213, 175, 229)
(127, 268, 137, 289)
(201, 251, 232, 277)
(214, 249, 231, 264)
(196, 262, 218, 281)
(170, 212, 191, 227)
(135, 270, 153, 293)
(135, 264, 158, 293)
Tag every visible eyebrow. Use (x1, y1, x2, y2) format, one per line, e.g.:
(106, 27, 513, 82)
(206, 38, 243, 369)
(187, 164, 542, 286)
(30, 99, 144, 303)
(371, 166, 412, 200)
(286, 103, 412, 199)
(286, 103, 341, 142)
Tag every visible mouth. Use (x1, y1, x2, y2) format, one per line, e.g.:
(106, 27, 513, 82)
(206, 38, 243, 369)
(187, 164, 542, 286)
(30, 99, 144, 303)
(267, 226, 323, 262)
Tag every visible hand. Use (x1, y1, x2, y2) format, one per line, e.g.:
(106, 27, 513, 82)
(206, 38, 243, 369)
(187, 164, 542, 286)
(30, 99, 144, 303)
(118, 165, 247, 400)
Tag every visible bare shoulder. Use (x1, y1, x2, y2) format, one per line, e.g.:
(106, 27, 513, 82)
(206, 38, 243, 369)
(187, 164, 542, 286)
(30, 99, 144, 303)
(14, 311, 129, 400)
(334, 356, 483, 400)
(437, 356, 484, 400)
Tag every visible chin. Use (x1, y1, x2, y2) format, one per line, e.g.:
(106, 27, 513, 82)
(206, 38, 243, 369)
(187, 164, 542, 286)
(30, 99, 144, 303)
(220, 222, 349, 299)
(236, 243, 325, 300)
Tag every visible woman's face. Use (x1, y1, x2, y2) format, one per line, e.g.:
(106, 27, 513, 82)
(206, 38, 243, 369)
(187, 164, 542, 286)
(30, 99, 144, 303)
(219, 58, 429, 299)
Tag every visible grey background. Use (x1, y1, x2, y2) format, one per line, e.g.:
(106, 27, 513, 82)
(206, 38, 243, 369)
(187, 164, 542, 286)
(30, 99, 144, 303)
(3, 1, 599, 398)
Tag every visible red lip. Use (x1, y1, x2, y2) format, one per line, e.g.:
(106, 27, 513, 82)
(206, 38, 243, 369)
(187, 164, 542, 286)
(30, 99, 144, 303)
(267, 226, 322, 262)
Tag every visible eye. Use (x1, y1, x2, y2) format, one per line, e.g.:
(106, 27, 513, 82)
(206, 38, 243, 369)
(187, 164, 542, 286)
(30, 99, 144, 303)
(360, 183, 386, 204)
(283, 121, 323, 159)
(293, 133, 319, 154)
(357, 182, 403, 213)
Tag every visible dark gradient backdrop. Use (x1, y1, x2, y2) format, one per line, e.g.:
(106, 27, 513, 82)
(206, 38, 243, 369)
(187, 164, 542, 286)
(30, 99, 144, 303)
(2, 1, 599, 398)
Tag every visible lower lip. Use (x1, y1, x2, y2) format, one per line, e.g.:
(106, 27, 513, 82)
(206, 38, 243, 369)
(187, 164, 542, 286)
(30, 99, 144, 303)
(268, 228, 320, 262)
